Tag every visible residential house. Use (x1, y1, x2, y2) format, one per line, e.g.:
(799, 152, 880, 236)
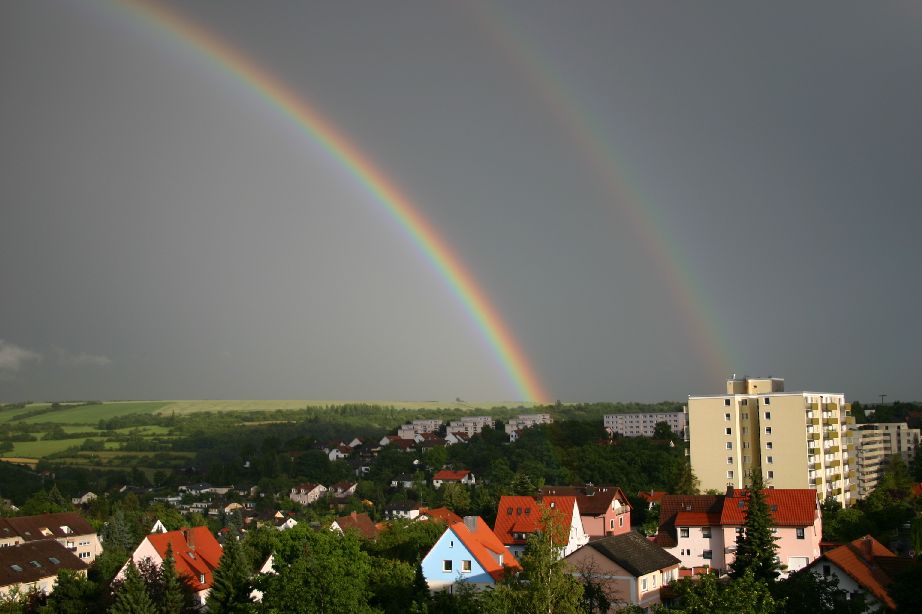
(0, 540, 88, 599)
(444, 431, 472, 445)
(654, 488, 822, 575)
(330, 482, 358, 497)
(493, 495, 589, 558)
(117, 526, 223, 607)
(418, 507, 463, 525)
(70, 492, 97, 506)
(806, 535, 917, 611)
(385, 501, 423, 520)
(330, 512, 379, 541)
(540, 485, 631, 538)
(390, 473, 418, 489)
(289, 483, 327, 505)
(432, 469, 475, 488)
(565, 532, 681, 610)
(0, 512, 102, 563)
(421, 516, 520, 593)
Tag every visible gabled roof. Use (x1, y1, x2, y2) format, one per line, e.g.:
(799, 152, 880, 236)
(433, 469, 471, 481)
(637, 491, 667, 505)
(419, 507, 462, 524)
(446, 517, 521, 581)
(0, 512, 96, 542)
(146, 527, 223, 593)
(809, 535, 915, 611)
(493, 496, 578, 546)
(720, 489, 817, 527)
(654, 495, 723, 548)
(292, 482, 325, 493)
(573, 532, 681, 577)
(333, 512, 379, 540)
(540, 485, 631, 517)
(0, 540, 87, 588)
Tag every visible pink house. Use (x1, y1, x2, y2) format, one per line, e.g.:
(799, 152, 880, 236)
(654, 488, 821, 576)
(540, 485, 631, 538)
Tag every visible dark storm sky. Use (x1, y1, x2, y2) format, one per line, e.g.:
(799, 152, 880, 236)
(2, 1, 920, 403)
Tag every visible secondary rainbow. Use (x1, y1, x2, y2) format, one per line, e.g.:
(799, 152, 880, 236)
(470, 4, 735, 377)
(111, 0, 550, 403)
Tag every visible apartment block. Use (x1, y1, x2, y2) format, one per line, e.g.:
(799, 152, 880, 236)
(603, 411, 687, 439)
(505, 414, 553, 436)
(688, 377, 856, 507)
(853, 425, 887, 499)
(852, 422, 921, 499)
(447, 416, 495, 437)
(397, 419, 443, 440)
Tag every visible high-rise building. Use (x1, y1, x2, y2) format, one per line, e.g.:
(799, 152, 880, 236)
(688, 376, 856, 507)
(603, 411, 687, 439)
(852, 422, 921, 499)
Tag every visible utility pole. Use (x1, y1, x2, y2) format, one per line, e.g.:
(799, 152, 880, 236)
(879, 393, 887, 405)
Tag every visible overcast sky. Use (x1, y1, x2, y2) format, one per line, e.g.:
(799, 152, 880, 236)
(2, 1, 920, 404)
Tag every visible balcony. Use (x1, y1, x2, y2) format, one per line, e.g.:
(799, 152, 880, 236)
(827, 446, 840, 454)
(825, 430, 839, 438)
(808, 433, 820, 441)
(829, 474, 841, 482)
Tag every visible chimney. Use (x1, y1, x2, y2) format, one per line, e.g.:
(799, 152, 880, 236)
(862, 536, 873, 561)
(463, 516, 477, 533)
(351, 511, 358, 520)
(183, 528, 196, 557)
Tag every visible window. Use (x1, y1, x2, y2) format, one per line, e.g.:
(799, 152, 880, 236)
(741, 399, 748, 406)
(619, 516, 624, 527)
(742, 412, 749, 419)
(727, 456, 734, 464)
(767, 456, 773, 464)
(768, 471, 774, 479)
(764, 397, 771, 405)
(796, 528, 805, 540)
(766, 441, 773, 449)
(726, 442, 733, 449)
(610, 519, 615, 529)
(461, 560, 472, 573)
(765, 427, 772, 435)
(725, 399, 731, 406)
(702, 528, 711, 538)
(642, 578, 647, 591)
(726, 427, 732, 435)
(765, 412, 772, 420)
(703, 550, 713, 560)
(443, 560, 453, 572)
(727, 470, 734, 479)
(680, 527, 689, 538)
(725, 413, 731, 421)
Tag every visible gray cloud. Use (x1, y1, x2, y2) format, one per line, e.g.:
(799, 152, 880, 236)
(0, 340, 42, 372)
(54, 347, 112, 368)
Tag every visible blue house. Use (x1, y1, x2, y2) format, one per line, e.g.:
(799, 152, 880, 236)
(421, 516, 520, 593)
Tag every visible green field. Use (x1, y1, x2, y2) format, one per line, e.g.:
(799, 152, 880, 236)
(1, 399, 534, 426)
(4, 438, 100, 458)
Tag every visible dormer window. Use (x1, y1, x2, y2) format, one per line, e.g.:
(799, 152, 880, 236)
(40, 528, 52, 537)
(199, 574, 205, 584)
(60, 526, 72, 535)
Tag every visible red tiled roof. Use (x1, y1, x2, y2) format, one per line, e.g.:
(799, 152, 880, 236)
(720, 489, 817, 526)
(540, 485, 631, 517)
(333, 512, 379, 540)
(654, 495, 723, 547)
(419, 507, 463, 524)
(146, 527, 223, 593)
(638, 491, 667, 504)
(493, 496, 577, 546)
(810, 535, 913, 610)
(674, 512, 721, 527)
(448, 517, 520, 581)
(433, 470, 470, 481)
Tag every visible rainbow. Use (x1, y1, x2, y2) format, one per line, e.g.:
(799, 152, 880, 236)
(470, 4, 735, 378)
(109, 0, 550, 403)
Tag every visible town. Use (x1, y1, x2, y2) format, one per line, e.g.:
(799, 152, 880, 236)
(1, 376, 920, 612)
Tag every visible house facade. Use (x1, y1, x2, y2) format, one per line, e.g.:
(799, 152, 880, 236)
(117, 526, 223, 607)
(289, 483, 327, 505)
(654, 488, 822, 575)
(421, 516, 520, 593)
(540, 485, 631, 538)
(493, 496, 589, 558)
(565, 533, 681, 610)
(0, 512, 102, 563)
(432, 470, 475, 488)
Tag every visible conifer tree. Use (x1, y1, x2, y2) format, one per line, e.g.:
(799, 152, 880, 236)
(729, 469, 781, 582)
(206, 536, 253, 613)
(159, 544, 187, 614)
(109, 560, 157, 614)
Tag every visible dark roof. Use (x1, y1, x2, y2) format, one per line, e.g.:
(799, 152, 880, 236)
(540, 485, 631, 516)
(583, 532, 681, 577)
(0, 540, 87, 588)
(0, 512, 96, 542)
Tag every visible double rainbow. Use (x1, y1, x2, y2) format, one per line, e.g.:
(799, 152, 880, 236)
(113, 0, 550, 403)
